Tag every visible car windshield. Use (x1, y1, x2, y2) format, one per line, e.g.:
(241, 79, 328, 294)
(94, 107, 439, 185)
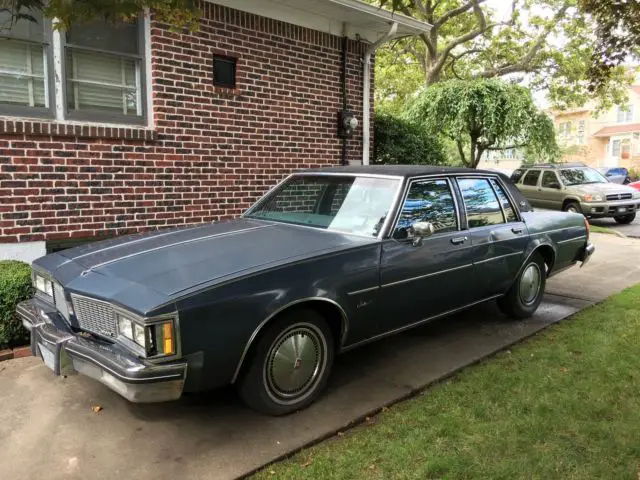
(559, 168, 607, 186)
(246, 175, 401, 237)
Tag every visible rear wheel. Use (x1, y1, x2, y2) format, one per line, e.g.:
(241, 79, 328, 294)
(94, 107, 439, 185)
(498, 252, 546, 319)
(614, 213, 636, 224)
(237, 309, 334, 416)
(563, 201, 582, 215)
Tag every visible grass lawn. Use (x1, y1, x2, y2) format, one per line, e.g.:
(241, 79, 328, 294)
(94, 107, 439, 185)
(254, 285, 640, 480)
(589, 224, 617, 235)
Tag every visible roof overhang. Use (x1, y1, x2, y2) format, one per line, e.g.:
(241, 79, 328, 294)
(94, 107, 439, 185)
(208, 0, 431, 43)
(593, 123, 640, 137)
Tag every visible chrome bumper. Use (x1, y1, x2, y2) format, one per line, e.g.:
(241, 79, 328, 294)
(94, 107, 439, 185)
(579, 242, 595, 267)
(17, 298, 187, 403)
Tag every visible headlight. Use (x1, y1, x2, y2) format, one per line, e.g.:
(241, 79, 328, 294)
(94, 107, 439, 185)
(633, 192, 640, 199)
(117, 313, 176, 357)
(583, 194, 603, 202)
(33, 273, 54, 297)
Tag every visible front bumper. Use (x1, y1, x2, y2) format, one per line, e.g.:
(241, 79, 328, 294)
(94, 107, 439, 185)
(579, 242, 595, 267)
(582, 199, 640, 217)
(17, 298, 187, 403)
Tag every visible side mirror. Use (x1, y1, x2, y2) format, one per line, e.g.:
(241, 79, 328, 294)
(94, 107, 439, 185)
(549, 182, 562, 190)
(410, 221, 434, 246)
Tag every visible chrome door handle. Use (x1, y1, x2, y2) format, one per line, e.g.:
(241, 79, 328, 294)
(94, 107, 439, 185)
(511, 227, 524, 234)
(451, 236, 468, 245)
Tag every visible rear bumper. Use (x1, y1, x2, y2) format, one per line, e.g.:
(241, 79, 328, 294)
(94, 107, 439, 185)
(579, 242, 595, 267)
(17, 298, 187, 403)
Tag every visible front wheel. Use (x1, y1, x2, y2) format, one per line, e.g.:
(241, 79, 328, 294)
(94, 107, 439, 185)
(614, 212, 636, 224)
(237, 309, 334, 416)
(563, 201, 582, 215)
(498, 252, 546, 319)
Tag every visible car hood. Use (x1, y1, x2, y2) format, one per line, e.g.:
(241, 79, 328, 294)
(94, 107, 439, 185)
(568, 182, 637, 195)
(48, 218, 375, 298)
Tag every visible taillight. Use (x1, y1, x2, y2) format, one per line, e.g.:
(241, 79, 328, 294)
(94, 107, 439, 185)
(584, 217, 590, 239)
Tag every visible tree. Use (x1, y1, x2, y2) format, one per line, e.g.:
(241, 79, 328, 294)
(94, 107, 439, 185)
(373, 112, 446, 165)
(409, 79, 559, 168)
(579, 0, 640, 95)
(374, 0, 631, 111)
(0, 0, 199, 30)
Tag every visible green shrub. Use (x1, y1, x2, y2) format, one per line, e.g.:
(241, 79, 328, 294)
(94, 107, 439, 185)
(0, 260, 33, 349)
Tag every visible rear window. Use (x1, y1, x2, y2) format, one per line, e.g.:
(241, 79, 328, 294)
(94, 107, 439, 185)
(511, 169, 526, 183)
(522, 170, 541, 186)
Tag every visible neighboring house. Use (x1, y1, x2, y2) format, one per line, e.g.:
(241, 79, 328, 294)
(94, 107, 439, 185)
(551, 82, 640, 170)
(477, 148, 525, 173)
(0, 0, 430, 262)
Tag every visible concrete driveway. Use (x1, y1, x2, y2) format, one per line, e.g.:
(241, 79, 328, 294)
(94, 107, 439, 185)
(1, 232, 639, 480)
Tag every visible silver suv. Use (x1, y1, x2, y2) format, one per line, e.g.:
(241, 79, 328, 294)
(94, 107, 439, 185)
(511, 163, 640, 224)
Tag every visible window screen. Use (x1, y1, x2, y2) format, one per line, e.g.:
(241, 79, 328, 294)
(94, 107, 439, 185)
(65, 18, 143, 120)
(213, 55, 236, 88)
(457, 178, 505, 228)
(522, 170, 541, 186)
(0, 10, 49, 110)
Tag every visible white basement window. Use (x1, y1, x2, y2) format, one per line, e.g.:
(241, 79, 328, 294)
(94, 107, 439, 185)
(0, 10, 147, 125)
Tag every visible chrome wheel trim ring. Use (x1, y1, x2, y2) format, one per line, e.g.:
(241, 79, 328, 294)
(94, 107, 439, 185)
(567, 205, 579, 213)
(519, 263, 542, 305)
(263, 322, 328, 406)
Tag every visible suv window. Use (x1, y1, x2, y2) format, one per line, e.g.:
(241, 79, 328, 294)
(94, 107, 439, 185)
(490, 178, 518, 222)
(511, 169, 526, 183)
(541, 171, 560, 188)
(393, 179, 457, 238)
(457, 178, 505, 228)
(522, 170, 541, 186)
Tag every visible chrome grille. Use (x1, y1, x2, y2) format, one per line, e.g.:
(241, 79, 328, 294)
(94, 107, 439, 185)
(53, 283, 69, 321)
(606, 193, 632, 201)
(71, 295, 117, 338)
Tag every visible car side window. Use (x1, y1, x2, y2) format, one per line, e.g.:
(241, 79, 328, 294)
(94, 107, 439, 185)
(522, 170, 541, 186)
(541, 171, 561, 189)
(393, 179, 457, 239)
(511, 169, 525, 184)
(490, 179, 518, 222)
(457, 178, 505, 228)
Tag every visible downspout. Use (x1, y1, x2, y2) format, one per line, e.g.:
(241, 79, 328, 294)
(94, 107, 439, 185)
(362, 22, 398, 165)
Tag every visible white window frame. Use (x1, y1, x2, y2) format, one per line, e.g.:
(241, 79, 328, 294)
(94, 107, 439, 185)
(617, 105, 634, 124)
(0, 11, 149, 126)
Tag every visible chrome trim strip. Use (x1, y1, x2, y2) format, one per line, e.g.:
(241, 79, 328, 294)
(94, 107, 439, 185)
(381, 263, 473, 289)
(346, 285, 379, 296)
(474, 251, 522, 265)
(86, 225, 271, 271)
(343, 294, 503, 351)
(557, 235, 587, 244)
(230, 296, 350, 384)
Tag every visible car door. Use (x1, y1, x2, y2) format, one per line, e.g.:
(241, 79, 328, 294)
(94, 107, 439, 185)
(456, 177, 528, 299)
(376, 177, 477, 336)
(539, 170, 565, 210)
(519, 169, 542, 207)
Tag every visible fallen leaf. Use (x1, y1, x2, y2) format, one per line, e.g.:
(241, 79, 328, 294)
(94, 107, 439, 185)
(337, 431, 344, 437)
(381, 406, 390, 412)
(91, 405, 103, 413)
(269, 470, 276, 475)
(561, 367, 569, 373)
(369, 464, 376, 470)
(366, 417, 375, 425)
(301, 458, 313, 468)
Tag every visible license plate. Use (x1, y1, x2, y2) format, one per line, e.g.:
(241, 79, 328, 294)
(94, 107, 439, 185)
(38, 342, 56, 371)
(617, 207, 627, 213)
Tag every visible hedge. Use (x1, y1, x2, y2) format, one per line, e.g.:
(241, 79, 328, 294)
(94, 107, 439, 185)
(0, 260, 33, 349)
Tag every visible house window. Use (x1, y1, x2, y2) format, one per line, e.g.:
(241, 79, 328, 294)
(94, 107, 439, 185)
(0, 9, 52, 117)
(0, 9, 146, 125)
(612, 139, 621, 157)
(64, 19, 144, 123)
(617, 105, 634, 123)
(577, 120, 585, 144)
(213, 55, 236, 88)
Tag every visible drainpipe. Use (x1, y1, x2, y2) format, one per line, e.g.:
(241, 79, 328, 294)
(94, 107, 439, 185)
(362, 22, 398, 165)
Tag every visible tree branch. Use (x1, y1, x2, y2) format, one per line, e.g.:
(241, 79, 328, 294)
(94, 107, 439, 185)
(434, 0, 488, 28)
(456, 139, 469, 166)
(474, 1, 571, 79)
(446, 48, 483, 79)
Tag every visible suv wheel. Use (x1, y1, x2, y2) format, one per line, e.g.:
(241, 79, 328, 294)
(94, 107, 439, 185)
(614, 212, 636, 224)
(563, 201, 582, 214)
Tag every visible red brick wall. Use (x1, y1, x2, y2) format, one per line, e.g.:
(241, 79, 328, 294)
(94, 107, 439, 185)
(0, 3, 372, 245)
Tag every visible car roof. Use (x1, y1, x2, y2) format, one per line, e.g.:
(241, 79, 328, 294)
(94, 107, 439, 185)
(302, 165, 497, 178)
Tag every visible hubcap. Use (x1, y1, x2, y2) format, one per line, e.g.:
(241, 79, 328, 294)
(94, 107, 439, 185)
(568, 206, 578, 213)
(519, 263, 542, 305)
(264, 323, 327, 405)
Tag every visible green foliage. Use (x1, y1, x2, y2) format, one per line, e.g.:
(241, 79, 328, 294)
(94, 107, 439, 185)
(579, 0, 640, 96)
(0, 0, 200, 30)
(371, 0, 632, 112)
(0, 260, 33, 349)
(373, 112, 446, 166)
(409, 79, 559, 168)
